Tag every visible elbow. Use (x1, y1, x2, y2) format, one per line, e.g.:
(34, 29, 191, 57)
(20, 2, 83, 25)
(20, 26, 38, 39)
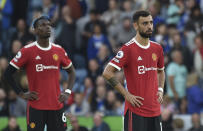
(102, 70, 108, 80)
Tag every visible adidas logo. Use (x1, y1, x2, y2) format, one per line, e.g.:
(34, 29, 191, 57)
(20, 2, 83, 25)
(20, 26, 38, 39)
(138, 56, 142, 61)
(35, 56, 41, 60)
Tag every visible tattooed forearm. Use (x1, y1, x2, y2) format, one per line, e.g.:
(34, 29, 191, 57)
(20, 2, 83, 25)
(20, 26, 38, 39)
(106, 77, 119, 87)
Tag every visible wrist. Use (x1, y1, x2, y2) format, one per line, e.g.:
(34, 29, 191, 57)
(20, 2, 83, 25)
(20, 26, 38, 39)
(158, 87, 163, 93)
(64, 89, 72, 95)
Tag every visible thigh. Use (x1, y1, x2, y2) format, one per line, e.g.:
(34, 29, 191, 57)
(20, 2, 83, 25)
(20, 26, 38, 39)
(154, 115, 162, 131)
(46, 108, 67, 131)
(27, 106, 45, 131)
(124, 110, 147, 131)
(146, 115, 162, 131)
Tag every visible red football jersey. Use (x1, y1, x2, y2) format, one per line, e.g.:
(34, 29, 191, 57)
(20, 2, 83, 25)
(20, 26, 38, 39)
(109, 38, 164, 117)
(10, 41, 72, 110)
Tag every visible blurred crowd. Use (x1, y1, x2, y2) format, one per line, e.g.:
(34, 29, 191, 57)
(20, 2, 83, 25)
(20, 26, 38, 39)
(0, 0, 203, 130)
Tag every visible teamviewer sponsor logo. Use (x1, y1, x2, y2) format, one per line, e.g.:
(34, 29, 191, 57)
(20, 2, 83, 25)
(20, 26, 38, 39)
(138, 66, 157, 74)
(138, 66, 145, 74)
(36, 64, 58, 72)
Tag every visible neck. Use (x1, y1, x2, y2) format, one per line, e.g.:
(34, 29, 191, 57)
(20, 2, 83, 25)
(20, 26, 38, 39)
(37, 38, 49, 48)
(135, 33, 149, 46)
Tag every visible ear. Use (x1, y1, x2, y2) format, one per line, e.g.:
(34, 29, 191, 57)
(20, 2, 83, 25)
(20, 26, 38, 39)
(133, 22, 138, 31)
(32, 28, 37, 35)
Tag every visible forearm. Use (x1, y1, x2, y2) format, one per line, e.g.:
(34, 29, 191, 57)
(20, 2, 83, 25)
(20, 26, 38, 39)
(103, 66, 128, 97)
(65, 66, 76, 90)
(106, 76, 128, 96)
(158, 70, 165, 89)
(3, 65, 23, 94)
(168, 76, 176, 94)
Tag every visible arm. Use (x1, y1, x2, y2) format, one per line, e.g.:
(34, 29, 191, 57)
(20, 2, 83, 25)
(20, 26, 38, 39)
(58, 65, 76, 102)
(102, 64, 144, 107)
(158, 70, 165, 90)
(157, 70, 165, 104)
(65, 65, 76, 91)
(4, 65, 38, 100)
(168, 75, 179, 100)
(4, 65, 23, 94)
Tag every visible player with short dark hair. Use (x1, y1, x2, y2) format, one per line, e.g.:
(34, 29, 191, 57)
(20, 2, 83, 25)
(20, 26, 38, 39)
(4, 16, 76, 131)
(103, 10, 165, 131)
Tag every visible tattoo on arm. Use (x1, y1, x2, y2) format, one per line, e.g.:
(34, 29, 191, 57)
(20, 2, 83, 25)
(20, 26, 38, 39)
(106, 77, 119, 87)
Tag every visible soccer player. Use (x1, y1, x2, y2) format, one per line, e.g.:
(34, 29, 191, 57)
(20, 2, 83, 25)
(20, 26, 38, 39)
(102, 10, 165, 131)
(4, 16, 76, 131)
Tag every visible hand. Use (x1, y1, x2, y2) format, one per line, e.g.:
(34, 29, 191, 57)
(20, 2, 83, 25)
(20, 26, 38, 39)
(19, 91, 38, 101)
(124, 92, 144, 107)
(157, 91, 163, 104)
(58, 92, 69, 103)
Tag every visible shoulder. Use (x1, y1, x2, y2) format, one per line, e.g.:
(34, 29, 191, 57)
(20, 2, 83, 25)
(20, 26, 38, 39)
(52, 43, 65, 51)
(124, 38, 135, 47)
(24, 42, 37, 49)
(167, 62, 178, 70)
(150, 41, 162, 49)
(52, 43, 62, 49)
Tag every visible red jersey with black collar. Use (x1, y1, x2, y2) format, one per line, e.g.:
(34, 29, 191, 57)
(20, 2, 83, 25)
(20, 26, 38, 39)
(10, 41, 72, 110)
(109, 38, 164, 117)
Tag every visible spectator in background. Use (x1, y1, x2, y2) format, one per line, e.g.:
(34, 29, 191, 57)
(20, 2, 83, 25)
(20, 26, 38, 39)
(8, 89, 26, 117)
(149, 1, 165, 27)
(81, 9, 106, 57)
(96, 44, 112, 70)
(120, 0, 134, 20)
(186, 73, 203, 114)
(69, 92, 90, 116)
(94, 0, 109, 14)
(166, 0, 184, 24)
(55, 5, 76, 59)
(185, 5, 203, 33)
(101, 0, 120, 35)
(189, 113, 203, 131)
(8, 40, 22, 61)
(104, 90, 117, 115)
(112, 17, 135, 48)
(2, 116, 21, 131)
(66, 0, 86, 20)
(42, 0, 59, 23)
(83, 77, 94, 102)
(87, 24, 111, 60)
(0, 88, 9, 116)
(0, 56, 8, 79)
(194, 34, 203, 87)
(161, 95, 176, 131)
(10, 19, 35, 47)
(69, 115, 88, 131)
(91, 86, 106, 113)
(88, 59, 101, 82)
(95, 75, 106, 87)
(169, 32, 193, 72)
(114, 97, 124, 115)
(172, 118, 184, 131)
(152, 23, 170, 53)
(166, 50, 188, 111)
(92, 112, 110, 131)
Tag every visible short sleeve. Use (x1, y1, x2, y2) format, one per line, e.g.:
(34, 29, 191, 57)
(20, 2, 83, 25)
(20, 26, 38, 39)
(157, 46, 164, 70)
(60, 48, 72, 69)
(166, 63, 176, 76)
(10, 48, 28, 69)
(108, 45, 129, 71)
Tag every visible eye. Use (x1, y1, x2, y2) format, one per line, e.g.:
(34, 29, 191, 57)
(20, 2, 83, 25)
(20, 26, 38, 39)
(143, 22, 148, 26)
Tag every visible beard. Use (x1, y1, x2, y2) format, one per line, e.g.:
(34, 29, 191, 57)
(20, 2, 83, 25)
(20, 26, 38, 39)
(139, 30, 152, 38)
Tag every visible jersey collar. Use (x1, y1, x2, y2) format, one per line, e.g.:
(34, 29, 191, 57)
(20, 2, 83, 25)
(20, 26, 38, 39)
(133, 38, 150, 49)
(35, 41, 52, 51)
